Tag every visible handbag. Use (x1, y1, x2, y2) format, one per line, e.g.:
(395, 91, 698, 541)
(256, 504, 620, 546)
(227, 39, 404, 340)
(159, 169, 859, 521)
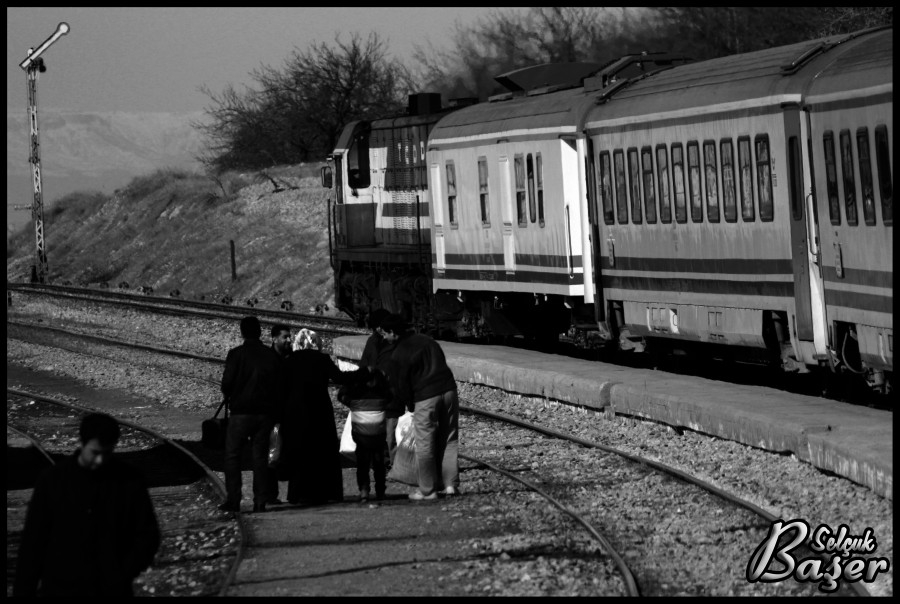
(201, 399, 229, 449)
(268, 423, 282, 468)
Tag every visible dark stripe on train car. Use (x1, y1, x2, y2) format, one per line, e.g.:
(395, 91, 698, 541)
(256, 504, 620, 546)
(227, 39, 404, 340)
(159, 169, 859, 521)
(822, 266, 893, 288)
(600, 256, 792, 275)
(438, 268, 584, 286)
(374, 228, 432, 237)
(444, 253, 583, 269)
(805, 91, 893, 114)
(374, 228, 431, 244)
(601, 275, 794, 298)
(824, 289, 893, 315)
(381, 202, 431, 217)
(335, 247, 431, 264)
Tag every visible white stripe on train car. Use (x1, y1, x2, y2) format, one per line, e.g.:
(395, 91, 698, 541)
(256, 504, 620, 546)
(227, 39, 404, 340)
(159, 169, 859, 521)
(430, 125, 579, 146)
(585, 94, 803, 129)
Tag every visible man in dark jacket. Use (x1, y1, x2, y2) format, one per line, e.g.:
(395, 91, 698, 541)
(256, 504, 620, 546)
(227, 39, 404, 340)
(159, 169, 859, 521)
(380, 314, 460, 501)
(13, 412, 160, 597)
(220, 315, 283, 513)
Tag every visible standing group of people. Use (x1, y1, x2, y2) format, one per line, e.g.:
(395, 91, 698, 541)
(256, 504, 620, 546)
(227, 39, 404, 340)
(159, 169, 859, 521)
(220, 310, 460, 511)
(219, 316, 358, 513)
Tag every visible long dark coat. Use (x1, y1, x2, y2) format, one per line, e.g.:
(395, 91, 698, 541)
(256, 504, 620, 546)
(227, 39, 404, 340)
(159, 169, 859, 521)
(279, 349, 360, 503)
(13, 454, 160, 596)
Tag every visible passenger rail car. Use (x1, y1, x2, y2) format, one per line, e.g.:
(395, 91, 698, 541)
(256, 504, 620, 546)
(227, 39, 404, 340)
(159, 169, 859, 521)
(325, 27, 891, 391)
(323, 94, 464, 329)
(582, 26, 891, 389)
(804, 29, 892, 388)
(425, 58, 685, 340)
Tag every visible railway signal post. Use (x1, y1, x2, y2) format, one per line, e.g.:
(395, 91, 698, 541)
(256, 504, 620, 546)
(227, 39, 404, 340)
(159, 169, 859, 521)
(18, 22, 70, 284)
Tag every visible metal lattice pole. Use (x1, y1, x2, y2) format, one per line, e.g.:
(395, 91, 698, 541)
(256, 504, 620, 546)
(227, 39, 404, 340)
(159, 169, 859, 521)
(26, 64, 49, 282)
(19, 22, 69, 284)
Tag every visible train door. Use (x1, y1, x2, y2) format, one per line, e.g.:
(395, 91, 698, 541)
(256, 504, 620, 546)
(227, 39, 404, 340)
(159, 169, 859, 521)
(784, 108, 828, 363)
(429, 161, 446, 273)
(498, 155, 516, 273)
(585, 139, 604, 323)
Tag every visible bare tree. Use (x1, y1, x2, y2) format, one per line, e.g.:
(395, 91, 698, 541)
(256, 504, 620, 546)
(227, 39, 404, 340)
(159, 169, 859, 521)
(195, 32, 414, 172)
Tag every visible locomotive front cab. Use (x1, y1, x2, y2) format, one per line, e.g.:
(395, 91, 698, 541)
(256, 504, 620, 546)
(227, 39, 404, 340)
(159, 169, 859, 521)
(325, 95, 453, 330)
(329, 121, 377, 250)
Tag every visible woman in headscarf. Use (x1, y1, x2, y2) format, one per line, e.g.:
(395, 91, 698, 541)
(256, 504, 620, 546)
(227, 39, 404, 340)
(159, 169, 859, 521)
(279, 329, 363, 504)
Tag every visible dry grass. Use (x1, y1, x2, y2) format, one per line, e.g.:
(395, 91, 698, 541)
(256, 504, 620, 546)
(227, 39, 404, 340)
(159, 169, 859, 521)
(6, 164, 338, 313)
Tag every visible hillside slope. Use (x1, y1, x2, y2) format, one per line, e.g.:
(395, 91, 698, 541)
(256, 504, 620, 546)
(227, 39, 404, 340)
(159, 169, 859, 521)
(7, 109, 206, 178)
(6, 166, 339, 314)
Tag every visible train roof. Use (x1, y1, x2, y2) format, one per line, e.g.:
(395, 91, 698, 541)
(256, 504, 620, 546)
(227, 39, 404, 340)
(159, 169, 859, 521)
(585, 27, 893, 128)
(428, 85, 597, 145)
(802, 27, 892, 104)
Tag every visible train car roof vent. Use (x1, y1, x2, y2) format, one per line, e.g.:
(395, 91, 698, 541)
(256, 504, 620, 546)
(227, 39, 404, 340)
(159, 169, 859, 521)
(780, 25, 891, 75)
(584, 51, 691, 93)
(408, 93, 442, 116)
(448, 97, 478, 109)
(488, 91, 516, 103)
(494, 62, 604, 94)
(780, 43, 833, 75)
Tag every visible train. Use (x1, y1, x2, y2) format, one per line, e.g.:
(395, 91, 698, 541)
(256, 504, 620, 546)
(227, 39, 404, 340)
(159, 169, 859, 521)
(322, 26, 892, 393)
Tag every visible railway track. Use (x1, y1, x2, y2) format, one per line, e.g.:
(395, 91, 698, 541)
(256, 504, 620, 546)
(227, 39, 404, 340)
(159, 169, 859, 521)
(7, 282, 367, 340)
(460, 406, 870, 597)
(7, 295, 891, 595)
(6, 389, 246, 597)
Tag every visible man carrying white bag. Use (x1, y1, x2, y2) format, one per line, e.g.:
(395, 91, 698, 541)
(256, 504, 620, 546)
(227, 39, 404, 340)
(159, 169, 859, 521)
(379, 314, 460, 502)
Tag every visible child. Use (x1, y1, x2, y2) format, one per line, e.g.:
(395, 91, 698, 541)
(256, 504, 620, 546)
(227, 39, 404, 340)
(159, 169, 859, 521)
(338, 369, 391, 502)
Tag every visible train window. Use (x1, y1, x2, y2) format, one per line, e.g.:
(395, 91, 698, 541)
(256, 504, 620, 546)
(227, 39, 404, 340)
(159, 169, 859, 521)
(641, 146, 657, 223)
(755, 135, 774, 222)
(347, 130, 370, 190)
(628, 148, 642, 224)
(527, 154, 537, 223)
(600, 151, 615, 225)
(446, 161, 458, 227)
(823, 132, 840, 225)
(672, 143, 687, 223)
(788, 136, 803, 221)
(536, 153, 545, 227)
(875, 125, 892, 226)
(656, 145, 672, 223)
(478, 157, 491, 227)
(856, 128, 876, 226)
(703, 141, 720, 222)
(687, 141, 703, 222)
(720, 139, 737, 222)
(614, 150, 628, 224)
(839, 130, 858, 226)
(738, 137, 755, 222)
(514, 154, 527, 227)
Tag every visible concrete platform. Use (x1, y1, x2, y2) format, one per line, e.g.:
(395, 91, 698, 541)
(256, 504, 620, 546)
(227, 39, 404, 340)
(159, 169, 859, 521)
(333, 336, 892, 500)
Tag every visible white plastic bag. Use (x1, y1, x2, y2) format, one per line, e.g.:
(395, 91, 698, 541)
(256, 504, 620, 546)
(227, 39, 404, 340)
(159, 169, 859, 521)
(395, 410, 413, 446)
(339, 415, 356, 464)
(387, 411, 418, 486)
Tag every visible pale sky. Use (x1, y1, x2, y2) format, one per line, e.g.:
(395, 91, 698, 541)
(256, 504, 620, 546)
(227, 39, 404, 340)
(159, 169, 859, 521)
(7, 7, 507, 114)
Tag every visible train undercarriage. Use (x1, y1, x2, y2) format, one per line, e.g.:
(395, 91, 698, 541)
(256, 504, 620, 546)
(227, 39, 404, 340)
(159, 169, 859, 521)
(335, 259, 891, 396)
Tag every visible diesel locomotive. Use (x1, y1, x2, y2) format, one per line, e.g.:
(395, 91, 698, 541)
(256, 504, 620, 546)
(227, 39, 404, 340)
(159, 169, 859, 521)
(323, 26, 892, 392)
